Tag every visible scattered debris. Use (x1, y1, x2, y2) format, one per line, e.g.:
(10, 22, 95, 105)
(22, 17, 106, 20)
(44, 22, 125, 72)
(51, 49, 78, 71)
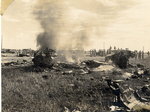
(62, 70, 73, 75)
(63, 107, 81, 112)
(78, 69, 89, 74)
(110, 105, 123, 112)
(81, 60, 104, 68)
(42, 75, 48, 80)
(143, 68, 150, 75)
(137, 64, 145, 69)
(135, 85, 150, 102)
(63, 107, 70, 112)
(93, 65, 114, 72)
(105, 79, 122, 102)
(58, 63, 81, 69)
(106, 79, 150, 111)
(123, 72, 133, 79)
(125, 94, 150, 111)
(72, 109, 81, 112)
(4, 62, 18, 66)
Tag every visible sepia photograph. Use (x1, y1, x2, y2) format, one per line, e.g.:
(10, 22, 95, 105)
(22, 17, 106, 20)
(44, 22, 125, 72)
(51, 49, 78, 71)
(1, 0, 150, 111)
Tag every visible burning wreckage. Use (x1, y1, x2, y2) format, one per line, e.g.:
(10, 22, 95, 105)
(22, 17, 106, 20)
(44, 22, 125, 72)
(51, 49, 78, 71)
(32, 48, 91, 74)
(32, 48, 56, 68)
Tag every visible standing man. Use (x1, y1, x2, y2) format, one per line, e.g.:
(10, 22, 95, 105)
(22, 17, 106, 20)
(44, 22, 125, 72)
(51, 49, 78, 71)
(142, 51, 144, 59)
(134, 51, 138, 60)
(109, 46, 112, 54)
(138, 51, 141, 59)
(147, 51, 150, 56)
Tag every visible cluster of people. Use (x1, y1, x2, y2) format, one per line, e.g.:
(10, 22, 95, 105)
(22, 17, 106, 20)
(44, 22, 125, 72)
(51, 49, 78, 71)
(134, 51, 144, 59)
(89, 49, 97, 57)
(89, 49, 107, 57)
(134, 51, 150, 60)
(89, 46, 150, 60)
(89, 46, 120, 57)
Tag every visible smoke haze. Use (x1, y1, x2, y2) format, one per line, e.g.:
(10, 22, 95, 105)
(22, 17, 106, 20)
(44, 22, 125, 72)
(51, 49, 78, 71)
(34, 0, 134, 50)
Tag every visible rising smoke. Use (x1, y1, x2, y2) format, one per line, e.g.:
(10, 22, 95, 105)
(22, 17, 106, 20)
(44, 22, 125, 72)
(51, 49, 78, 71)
(34, 0, 134, 50)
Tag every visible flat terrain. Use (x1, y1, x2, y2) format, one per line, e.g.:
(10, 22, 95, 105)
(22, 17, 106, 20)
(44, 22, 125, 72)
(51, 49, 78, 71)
(2, 56, 150, 112)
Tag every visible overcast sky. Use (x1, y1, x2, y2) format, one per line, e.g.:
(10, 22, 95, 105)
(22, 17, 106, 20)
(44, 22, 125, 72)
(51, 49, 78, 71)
(2, 0, 150, 51)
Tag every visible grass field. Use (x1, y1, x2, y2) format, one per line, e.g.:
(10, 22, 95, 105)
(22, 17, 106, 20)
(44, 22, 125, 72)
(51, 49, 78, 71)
(2, 66, 115, 112)
(2, 56, 150, 112)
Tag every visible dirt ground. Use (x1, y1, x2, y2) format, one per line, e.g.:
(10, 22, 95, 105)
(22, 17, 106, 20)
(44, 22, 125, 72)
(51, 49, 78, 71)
(2, 56, 150, 112)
